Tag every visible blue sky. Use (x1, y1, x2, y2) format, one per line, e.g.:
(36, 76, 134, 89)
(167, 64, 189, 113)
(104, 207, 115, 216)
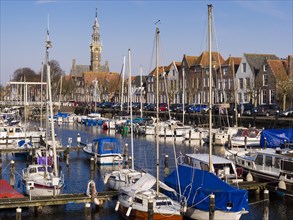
(1, 0, 292, 85)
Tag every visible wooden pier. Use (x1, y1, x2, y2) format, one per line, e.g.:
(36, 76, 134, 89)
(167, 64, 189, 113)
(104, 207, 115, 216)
(0, 191, 118, 209)
(232, 181, 268, 192)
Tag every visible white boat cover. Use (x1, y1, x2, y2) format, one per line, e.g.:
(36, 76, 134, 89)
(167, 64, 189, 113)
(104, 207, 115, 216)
(120, 173, 176, 197)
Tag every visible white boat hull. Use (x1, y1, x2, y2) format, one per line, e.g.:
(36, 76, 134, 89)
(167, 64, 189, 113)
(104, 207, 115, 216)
(186, 208, 244, 220)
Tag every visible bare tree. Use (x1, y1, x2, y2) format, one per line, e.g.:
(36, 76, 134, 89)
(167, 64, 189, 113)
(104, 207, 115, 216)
(12, 68, 39, 82)
(276, 74, 293, 110)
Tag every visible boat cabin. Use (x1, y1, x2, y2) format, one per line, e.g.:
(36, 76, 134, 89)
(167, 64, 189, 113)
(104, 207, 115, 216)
(181, 154, 243, 182)
(236, 148, 293, 178)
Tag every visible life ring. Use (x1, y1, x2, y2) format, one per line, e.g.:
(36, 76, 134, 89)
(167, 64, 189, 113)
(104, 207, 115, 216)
(86, 180, 99, 205)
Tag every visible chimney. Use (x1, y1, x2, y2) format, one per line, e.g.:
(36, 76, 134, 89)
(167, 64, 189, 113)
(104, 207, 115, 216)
(288, 55, 292, 79)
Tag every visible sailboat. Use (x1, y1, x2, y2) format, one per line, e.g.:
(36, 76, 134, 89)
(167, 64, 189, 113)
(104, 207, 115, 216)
(22, 25, 64, 197)
(116, 27, 182, 220)
(104, 50, 144, 190)
(165, 5, 248, 220)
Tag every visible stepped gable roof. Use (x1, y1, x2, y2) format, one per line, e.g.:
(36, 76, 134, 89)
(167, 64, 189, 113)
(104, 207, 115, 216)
(267, 59, 288, 79)
(70, 65, 90, 77)
(244, 53, 279, 75)
(83, 71, 119, 86)
(148, 65, 170, 77)
(195, 51, 225, 68)
(184, 55, 198, 68)
(223, 56, 242, 66)
(132, 75, 147, 87)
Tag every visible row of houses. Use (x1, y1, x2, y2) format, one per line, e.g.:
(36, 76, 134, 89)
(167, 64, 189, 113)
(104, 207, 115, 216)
(116, 52, 292, 110)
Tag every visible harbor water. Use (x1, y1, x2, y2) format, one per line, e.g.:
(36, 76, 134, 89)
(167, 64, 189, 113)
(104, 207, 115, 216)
(0, 122, 292, 220)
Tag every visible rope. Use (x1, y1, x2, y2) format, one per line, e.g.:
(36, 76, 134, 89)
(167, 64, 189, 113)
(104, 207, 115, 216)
(188, 194, 211, 209)
(0, 163, 10, 176)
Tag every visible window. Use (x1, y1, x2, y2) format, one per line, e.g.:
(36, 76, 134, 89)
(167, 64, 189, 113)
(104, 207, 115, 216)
(224, 79, 228, 89)
(244, 93, 248, 102)
(263, 74, 268, 86)
(134, 197, 143, 205)
(265, 156, 273, 167)
(274, 157, 281, 169)
(263, 64, 268, 72)
(238, 93, 242, 103)
(270, 89, 275, 103)
(246, 78, 250, 89)
(242, 63, 246, 73)
(204, 78, 209, 87)
(262, 90, 267, 104)
(218, 80, 222, 90)
(223, 68, 228, 75)
(239, 78, 244, 89)
(255, 155, 263, 165)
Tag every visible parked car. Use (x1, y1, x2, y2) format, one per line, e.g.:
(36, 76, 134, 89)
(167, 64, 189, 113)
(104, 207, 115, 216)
(256, 104, 281, 116)
(159, 103, 168, 111)
(144, 103, 156, 111)
(170, 104, 182, 112)
(175, 104, 188, 113)
(100, 102, 113, 108)
(281, 107, 293, 117)
(112, 102, 121, 109)
(132, 102, 141, 110)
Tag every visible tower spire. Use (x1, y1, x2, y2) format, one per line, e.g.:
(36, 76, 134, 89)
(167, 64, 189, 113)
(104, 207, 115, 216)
(90, 8, 102, 71)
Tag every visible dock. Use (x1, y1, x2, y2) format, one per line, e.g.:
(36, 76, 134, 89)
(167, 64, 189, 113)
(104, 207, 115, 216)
(0, 191, 118, 209)
(232, 181, 268, 192)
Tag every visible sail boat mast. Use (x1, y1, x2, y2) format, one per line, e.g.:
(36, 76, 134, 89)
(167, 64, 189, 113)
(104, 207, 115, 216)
(208, 4, 213, 172)
(45, 22, 58, 176)
(120, 56, 126, 113)
(155, 26, 160, 195)
(128, 49, 134, 171)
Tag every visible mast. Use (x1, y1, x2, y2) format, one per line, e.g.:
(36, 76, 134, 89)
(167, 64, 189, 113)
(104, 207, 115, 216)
(45, 20, 58, 176)
(182, 67, 185, 125)
(208, 4, 213, 172)
(120, 56, 126, 113)
(128, 49, 134, 170)
(155, 26, 160, 195)
(140, 65, 143, 118)
(58, 75, 63, 111)
(232, 60, 238, 127)
(40, 62, 44, 129)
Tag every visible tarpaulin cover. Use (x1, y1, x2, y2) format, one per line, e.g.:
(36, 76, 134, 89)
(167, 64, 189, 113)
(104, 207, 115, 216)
(260, 128, 293, 148)
(165, 165, 248, 212)
(0, 180, 24, 198)
(92, 137, 121, 154)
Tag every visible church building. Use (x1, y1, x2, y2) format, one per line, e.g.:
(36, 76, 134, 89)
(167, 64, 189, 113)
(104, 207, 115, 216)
(70, 9, 119, 102)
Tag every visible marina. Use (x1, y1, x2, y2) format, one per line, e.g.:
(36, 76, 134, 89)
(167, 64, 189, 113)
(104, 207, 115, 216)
(0, 122, 292, 219)
(0, 2, 292, 220)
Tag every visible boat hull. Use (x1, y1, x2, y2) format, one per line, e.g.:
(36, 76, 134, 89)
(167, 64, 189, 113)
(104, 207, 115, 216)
(118, 203, 182, 220)
(186, 208, 243, 220)
(22, 180, 63, 197)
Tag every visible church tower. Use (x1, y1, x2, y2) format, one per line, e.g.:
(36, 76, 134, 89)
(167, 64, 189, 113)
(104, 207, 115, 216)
(90, 8, 102, 71)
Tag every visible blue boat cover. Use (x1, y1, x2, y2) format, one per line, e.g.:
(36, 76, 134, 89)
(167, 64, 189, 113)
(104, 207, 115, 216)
(92, 137, 121, 154)
(53, 112, 69, 119)
(165, 165, 248, 212)
(260, 128, 293, 148)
